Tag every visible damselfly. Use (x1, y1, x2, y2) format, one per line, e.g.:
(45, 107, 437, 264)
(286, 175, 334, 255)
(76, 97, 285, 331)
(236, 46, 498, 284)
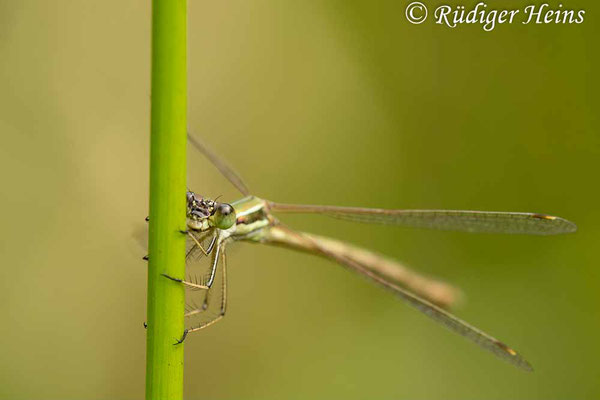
(162, 133, 576, 371)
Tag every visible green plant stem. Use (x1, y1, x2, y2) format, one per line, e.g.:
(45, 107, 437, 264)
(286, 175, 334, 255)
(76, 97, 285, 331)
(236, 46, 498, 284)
(146, 0, 187, 399)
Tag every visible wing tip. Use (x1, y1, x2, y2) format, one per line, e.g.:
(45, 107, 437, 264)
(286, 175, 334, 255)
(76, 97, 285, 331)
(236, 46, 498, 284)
(514, 356, 534, 372)
(563, 220, 578, 234)
(531, 214, 577, 235)
(553, 217, 577, 234)
(495, 340, 534, 371)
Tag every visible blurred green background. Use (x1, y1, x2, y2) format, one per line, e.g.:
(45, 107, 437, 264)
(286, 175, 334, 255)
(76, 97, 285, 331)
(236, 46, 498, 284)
(0, 0, 598, 398)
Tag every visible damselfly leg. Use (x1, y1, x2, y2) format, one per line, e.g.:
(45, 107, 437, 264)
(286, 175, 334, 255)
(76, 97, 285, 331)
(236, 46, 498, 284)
(163, 238, 223, 290)
(185, 230, 217, 257)
(176, 244, 229, 344)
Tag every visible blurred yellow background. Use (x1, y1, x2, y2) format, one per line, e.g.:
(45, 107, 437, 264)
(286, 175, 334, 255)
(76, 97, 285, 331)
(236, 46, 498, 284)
(1, 1, 598, 398)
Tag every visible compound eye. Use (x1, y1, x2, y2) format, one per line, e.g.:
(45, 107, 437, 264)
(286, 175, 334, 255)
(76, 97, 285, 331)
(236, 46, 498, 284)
(212, 203, 236, 229)
(217, 203, 233, 216)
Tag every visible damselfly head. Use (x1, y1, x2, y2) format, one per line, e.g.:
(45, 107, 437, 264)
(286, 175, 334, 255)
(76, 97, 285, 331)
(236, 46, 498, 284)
(186, 191, 236, 231)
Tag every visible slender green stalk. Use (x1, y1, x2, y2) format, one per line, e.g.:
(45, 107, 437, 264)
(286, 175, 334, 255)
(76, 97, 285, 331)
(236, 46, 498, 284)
(146, 0, 187, 399)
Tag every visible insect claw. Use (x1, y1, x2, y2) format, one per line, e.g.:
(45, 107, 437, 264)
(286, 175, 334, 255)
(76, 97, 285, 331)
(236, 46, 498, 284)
(174, 329, 188, 345)
(143, 322, 147, 329)
(180, 230, 189, 235)
(143, 255, 149, 261)
(161, 273, 182, 283)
